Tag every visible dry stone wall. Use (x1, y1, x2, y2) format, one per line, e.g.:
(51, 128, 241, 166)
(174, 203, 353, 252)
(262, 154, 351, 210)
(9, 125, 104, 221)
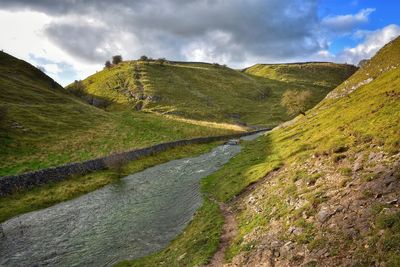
(0, 129, 268, 196)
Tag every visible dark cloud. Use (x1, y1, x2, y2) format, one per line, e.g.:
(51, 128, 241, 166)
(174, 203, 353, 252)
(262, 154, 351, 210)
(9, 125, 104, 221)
(0, 0, 324, 66)
(45, 22, 113, 62)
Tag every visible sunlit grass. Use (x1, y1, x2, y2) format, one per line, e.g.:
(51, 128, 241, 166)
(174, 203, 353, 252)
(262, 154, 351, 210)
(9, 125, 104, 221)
(77, 60, 355, 127)
(121, 39, 400, 266)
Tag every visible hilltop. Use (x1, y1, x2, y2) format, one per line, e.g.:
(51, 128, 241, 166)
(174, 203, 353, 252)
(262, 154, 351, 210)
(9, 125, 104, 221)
(74, 60, 356, 127)
(122, 37, 400, 266)
(0, 52, 239, 176)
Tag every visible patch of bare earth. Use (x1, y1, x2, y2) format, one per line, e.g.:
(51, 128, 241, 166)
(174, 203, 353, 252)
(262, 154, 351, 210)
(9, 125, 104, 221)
(204, 203, 238, 267)
(203, 172, 279, 267)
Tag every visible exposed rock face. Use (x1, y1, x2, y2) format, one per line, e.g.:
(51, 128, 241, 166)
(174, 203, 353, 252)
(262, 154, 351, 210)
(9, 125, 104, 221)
(326, 77, 374, 99)
(316, 206, 334, 223)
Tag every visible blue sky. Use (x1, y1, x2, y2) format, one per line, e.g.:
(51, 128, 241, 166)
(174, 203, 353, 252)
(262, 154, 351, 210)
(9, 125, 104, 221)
(319, 0, 400, 54)
(0, 0, 399, 85)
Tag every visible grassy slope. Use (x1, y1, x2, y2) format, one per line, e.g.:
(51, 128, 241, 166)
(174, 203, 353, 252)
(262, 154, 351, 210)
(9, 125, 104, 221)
(79, 60, 356, 126)
(0, 52, 238, 176)
(122, 38, 400, 266)
(218, 38, 400, 266)
(208, 38, 400, 265)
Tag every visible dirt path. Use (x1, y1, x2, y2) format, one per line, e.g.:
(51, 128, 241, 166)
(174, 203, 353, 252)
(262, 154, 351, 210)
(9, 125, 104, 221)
(204, 203, 237, 267)
(204, 170, 278, 267)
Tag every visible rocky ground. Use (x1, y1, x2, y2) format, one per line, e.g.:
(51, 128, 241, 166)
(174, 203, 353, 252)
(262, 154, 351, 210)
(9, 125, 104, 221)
(211, 145, 400, 266)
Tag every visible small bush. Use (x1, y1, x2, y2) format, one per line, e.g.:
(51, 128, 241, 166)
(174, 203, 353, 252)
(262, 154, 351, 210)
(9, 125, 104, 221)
(140, 55, 148, 61)
(104, 60, 112, 69)
(112, 55, 123, 65)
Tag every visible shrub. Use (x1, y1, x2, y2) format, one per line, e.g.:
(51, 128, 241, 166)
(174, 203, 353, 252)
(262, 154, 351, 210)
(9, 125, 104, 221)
(281, 89, 312, 116)
(104, 60, 112, 69)
(140, 55, 148, 61)
(112, 55, 123, 65)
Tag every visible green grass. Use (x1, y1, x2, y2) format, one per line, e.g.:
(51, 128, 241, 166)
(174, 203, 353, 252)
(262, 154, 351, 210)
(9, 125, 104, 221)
(355, 211, 400, 266)
(0, 141, 219, 223)
(0, 51, 238, 176)
(222, 64, 400, 260)
(209, 38, 400, 262)
(121, 37, 400, 266)
(78, 60, 356, 126)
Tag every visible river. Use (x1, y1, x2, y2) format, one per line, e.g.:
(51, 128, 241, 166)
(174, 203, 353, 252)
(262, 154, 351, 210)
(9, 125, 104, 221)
(0, 132, 265, 266)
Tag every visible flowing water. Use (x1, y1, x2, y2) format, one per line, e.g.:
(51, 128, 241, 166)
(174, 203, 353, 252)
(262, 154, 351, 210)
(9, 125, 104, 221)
(0, 132, 265, 267)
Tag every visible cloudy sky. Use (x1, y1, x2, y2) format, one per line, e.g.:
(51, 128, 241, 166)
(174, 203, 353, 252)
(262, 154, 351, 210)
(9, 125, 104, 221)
(0, 0, 399, 85)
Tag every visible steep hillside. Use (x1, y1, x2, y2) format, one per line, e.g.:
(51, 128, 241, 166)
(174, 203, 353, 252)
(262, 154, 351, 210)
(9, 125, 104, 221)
(0, 52, 238, 176)
(208, 38, 400, 267)
(122, 38, 400, 266)
(76, 61, 356, 127)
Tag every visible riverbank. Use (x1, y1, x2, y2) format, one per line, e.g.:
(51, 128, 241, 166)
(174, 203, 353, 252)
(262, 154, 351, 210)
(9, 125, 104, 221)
(117, 131, 269, 266)
(0, 142, 219, 223)
(1, 138, 250, 266)
(0, 129, 268, 196)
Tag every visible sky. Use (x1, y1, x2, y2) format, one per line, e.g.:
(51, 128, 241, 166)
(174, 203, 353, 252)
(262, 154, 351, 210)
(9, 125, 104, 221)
(0, 0, 399, 86)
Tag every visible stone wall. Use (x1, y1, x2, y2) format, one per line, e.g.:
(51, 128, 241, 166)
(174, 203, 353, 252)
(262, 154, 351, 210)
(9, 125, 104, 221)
(0, 129, 268, 196)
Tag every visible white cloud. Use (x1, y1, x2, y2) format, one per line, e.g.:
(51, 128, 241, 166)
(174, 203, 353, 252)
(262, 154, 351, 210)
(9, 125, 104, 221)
(322, 8, 375, 34)
(0, 10, 102, 85)
(337, 24, 400, 64)
(0, 2, 397, 86)
(42, 63, 62, 75)
(1, 0, 323, 84)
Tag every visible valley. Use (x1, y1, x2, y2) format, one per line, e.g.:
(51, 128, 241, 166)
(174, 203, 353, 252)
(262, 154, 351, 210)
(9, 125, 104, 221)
(0, 33, 399, 267)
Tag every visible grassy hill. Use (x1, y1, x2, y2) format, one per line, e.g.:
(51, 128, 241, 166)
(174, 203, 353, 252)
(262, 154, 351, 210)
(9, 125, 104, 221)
(0, 52, 240, 176)
(122, 37, 400, 266)
(75, 60, 356, 127)
(217, 37, 400, 267)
